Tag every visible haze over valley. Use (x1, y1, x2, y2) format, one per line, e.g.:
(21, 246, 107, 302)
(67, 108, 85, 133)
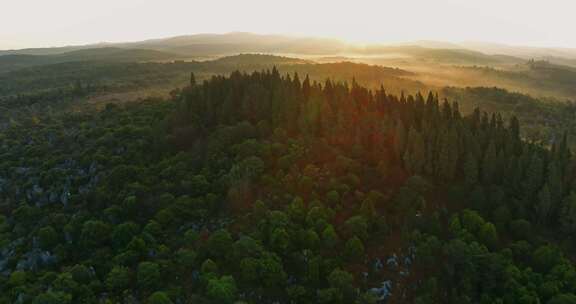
(2, 32, 575, 143)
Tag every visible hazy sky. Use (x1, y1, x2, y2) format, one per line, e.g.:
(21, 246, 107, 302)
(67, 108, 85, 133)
(1, 0, 575, 49)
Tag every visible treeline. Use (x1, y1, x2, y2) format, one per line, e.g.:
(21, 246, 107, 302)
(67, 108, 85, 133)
(444, 86, 576, 146)
(0, 55, 423, 101)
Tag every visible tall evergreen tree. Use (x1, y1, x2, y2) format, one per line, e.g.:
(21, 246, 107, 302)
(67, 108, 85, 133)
(403, 127, 425, 174)
(482, 141, 497, 185)
(537, 184, 552, 224)
(394, 120, 407, 160)
(438, 127, 459, 181)
(560, 193, 576, 235)
(524, 153, 544, 198)
(547, 162, 563, 210)
(463, 153, 479, 186)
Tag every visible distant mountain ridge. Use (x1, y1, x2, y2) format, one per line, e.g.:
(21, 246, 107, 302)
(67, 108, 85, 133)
(0, 32, 349, 57)
(3, 32, 576, 60)
(459, 41, 576, 59)
(2, 32, 576, 75)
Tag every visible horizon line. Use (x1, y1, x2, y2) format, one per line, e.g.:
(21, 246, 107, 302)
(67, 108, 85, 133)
(2, 31, 576, 52)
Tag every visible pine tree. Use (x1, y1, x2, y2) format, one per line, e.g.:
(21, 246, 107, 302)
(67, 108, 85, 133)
(481, 112, 489, 131)
(463, 153, 478, 186)
(489, 113, 497, 130)
(493, 151, 507, 185)
(482, 141, 497, 185)
(547, 162, 563, 208)
(470, 185, 487, 212)
(524, 153, 544, 198)
(292, 72, 301, 91)
(509, 115, 519, 133)
(302, 75, 311, 101)
(403, 127, 425, 174)
(438, 127, 459, 181)
(470, 107, 481, 133)
(537, 184, 552, 224)
(452, 101, 461, 121)
(441, 100, 452, 122)
(504, 156, 522, 195)
(560, 193, 576, 234)
(556, 131, 571, 179)
(394, 120, 407, 159)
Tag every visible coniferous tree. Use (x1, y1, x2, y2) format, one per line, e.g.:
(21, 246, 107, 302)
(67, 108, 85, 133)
(463, 153, 479, 186)
(537, 184, 552, 224)
(509, 116, 521, 154)
(524, 153, 544, 198)
(441, 100, 452, 122)
(470, 108, 481, 133)
(547, 162, 563, 207)
(394, 120, 407, 160)
(560, 193, 576, 235)
(302, 75, 311, 102)
(482, 141, 497, 185)
(403, 127, 425, 174)
(438, 127, 459, 181)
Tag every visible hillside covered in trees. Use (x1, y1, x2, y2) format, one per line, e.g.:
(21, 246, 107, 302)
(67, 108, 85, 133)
(0, 55, 425, 126)
(4, 52, 575, 149)
(1, 69, 576, 304)
(442, 86, 576, 145)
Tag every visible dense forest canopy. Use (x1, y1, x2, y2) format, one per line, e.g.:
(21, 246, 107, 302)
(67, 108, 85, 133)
(1, 69, 575, 304)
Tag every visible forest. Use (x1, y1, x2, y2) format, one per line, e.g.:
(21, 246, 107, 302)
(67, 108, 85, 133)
(1, 68, 576, 304)
(3, 53, 576, 147)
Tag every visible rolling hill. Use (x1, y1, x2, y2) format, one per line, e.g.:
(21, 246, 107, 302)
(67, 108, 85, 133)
(4, 33, 576, 78)
(0, 54, 422, 104)
(451, 60, 576, 99)
(0, 48, 181, 73)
